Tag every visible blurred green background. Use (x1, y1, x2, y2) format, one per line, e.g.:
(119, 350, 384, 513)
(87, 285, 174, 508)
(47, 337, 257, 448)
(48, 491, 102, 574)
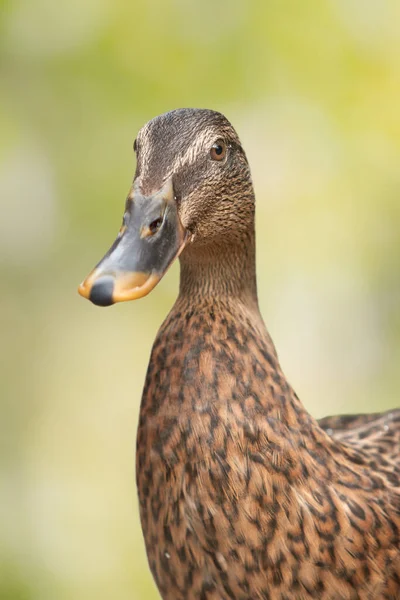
(1, 1, 400, 598)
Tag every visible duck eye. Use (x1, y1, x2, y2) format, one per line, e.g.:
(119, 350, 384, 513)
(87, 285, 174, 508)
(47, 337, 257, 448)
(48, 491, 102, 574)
(210, 140, 227, 161)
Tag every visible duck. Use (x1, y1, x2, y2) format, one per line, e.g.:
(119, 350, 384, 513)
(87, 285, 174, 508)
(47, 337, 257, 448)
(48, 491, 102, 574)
(78, 108, 400, 600)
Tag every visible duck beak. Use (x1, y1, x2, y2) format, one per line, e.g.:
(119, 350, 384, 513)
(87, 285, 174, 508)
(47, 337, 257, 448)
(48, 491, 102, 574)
(78, 179, 188, 306)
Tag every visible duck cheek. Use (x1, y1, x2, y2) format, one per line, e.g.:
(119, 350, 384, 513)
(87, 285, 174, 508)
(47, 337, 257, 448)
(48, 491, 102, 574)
(178, 196, 215, 242)
(78, 179, 189, 306)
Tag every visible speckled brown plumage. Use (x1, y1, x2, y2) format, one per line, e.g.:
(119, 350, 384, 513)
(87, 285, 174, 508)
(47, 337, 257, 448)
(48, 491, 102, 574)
(83, 108, 400, 599)
(137, 298, 400, 599)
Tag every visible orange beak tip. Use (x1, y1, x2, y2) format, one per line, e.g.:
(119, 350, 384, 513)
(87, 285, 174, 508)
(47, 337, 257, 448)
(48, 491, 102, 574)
(78, 283, 88, 299)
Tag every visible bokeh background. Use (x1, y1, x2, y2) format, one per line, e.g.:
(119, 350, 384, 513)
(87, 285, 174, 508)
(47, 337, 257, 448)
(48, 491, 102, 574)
(1, 1, 400, 598)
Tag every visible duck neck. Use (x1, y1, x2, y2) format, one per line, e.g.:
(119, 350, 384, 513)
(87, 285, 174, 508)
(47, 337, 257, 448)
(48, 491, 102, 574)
(175, 221, 321, 435)
(178, 225, 258, 308)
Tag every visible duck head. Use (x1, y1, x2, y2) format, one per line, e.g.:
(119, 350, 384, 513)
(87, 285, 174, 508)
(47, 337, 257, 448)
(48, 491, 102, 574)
(78, 108, 254, 306)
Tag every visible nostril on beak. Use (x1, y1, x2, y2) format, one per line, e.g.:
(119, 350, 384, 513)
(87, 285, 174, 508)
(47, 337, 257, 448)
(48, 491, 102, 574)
(149, 217, 163, 234)
(140, 216, 164, 239)
(89, 276, 115, 306)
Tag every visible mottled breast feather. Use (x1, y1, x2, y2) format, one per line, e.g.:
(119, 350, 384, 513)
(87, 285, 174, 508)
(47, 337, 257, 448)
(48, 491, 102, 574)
(137, 297, 400, 600)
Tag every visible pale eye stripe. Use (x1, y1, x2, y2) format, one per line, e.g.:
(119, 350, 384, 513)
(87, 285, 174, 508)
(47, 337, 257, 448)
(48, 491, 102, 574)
(170, 128, 218, 172)
(138, 126, 219, 183)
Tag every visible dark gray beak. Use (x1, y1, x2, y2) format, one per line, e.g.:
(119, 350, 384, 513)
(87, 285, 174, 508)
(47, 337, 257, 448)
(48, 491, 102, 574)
(78, 179, 188, 306)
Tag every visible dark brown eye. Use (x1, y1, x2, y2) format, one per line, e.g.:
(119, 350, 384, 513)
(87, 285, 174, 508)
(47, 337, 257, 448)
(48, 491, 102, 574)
(210, 139, 227, 161)
(133, 139, 137, 152)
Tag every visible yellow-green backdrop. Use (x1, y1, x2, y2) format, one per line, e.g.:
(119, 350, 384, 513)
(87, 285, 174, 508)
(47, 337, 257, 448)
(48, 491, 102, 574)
(1, 1, 400, 598)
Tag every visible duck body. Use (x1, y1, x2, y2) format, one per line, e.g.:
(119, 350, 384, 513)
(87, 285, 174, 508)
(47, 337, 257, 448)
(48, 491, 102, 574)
(137, 294, 400, 600)
(79, 109, 400, 599)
